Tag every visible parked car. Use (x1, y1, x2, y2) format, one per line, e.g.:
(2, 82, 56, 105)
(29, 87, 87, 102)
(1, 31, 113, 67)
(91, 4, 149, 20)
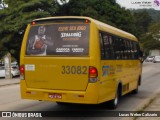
(0, 66, 20, 78)
(145, 56, 154, 62)
(153, 56, 160, 63)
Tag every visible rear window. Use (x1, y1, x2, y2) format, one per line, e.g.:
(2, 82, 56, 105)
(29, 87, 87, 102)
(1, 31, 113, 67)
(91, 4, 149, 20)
(26, 23, 90, 56)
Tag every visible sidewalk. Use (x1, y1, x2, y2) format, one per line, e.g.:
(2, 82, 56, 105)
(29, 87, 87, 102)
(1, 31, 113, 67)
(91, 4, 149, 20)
(0, 77, 20, 86)
(135, 92, 160, 120)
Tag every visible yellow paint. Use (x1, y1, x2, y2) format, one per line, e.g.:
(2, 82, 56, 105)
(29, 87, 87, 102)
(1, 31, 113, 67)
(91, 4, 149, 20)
(20, 16, 142, 104)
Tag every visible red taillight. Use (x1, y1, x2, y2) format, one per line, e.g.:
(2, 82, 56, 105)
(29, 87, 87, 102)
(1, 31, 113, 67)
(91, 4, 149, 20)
(89, 67, 98, 78)
(32, 21, 36, 25)
(89, 67, 98, 83)
(20, 65, 25, 79)
(85, 19, 89, 23)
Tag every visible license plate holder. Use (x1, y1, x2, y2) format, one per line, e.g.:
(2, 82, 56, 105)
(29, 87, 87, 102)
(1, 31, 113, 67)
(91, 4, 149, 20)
(48, 93, 62, 99)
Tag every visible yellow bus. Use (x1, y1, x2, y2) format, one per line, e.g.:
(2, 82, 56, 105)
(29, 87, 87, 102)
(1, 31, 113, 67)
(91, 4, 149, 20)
(20, 16, 142, 109)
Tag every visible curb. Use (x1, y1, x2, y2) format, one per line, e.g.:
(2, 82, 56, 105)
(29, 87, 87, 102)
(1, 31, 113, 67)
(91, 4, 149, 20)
(133, 89, 160, 120)
(0, 82, 20, 87)
(0, 78, 20, 87)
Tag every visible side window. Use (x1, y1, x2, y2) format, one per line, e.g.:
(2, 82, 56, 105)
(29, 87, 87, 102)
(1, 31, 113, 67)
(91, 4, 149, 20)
(127, 41, 141, 60)
(124, 40, 128, 59)
(130, 41, 134, 59)
(121, 39, 127, 59)
(104, 33, 112, 59)
(108, 36, 115, 59)
(133, 42, 138, 59)
(119, 38, 124, 59)
(100, 33, 105, 59)
(100, 32, 115, 60)
(113, 36, 119, 59)
(115, 38, 122, 59)
(126, 40, 131, 59)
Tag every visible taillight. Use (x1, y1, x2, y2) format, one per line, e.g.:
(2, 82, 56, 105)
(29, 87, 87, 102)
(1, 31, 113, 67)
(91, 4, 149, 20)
(85, 19, 89, 23)
(89, 66, 98, 83)
(31, 21, 36, 25)
(20, 65, 25, 80)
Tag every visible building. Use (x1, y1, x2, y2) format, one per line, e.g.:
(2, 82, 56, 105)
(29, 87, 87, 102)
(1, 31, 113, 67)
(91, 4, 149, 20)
(149, 49, 160, 56)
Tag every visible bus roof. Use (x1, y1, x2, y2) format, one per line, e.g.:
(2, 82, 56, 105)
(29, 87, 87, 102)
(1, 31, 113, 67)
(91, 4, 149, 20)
(32, 16, 138, 41)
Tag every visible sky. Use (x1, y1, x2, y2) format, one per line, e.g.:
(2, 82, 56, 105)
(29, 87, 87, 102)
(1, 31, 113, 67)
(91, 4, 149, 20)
(116, 0, 160, 10)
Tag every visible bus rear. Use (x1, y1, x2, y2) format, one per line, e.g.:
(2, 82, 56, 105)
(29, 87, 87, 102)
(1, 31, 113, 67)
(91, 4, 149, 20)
(20, 17, 100, 104)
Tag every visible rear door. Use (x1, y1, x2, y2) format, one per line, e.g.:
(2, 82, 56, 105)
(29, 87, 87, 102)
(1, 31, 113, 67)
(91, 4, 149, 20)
(24, 20, 90, 91)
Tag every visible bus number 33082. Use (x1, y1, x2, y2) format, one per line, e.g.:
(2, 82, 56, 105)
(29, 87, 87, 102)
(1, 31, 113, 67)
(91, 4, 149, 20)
(61, 66, 87, 74)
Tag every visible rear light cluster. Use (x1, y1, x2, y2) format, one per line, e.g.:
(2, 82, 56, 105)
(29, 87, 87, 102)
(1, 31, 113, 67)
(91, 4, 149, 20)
(32, 21, 36, 25)
(20, 65, 25, 80)
(89, 66, 98, 83)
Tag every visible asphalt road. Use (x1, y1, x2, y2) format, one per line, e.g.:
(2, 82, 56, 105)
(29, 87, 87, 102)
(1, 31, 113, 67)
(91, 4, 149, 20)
(0, 62, 160, 120)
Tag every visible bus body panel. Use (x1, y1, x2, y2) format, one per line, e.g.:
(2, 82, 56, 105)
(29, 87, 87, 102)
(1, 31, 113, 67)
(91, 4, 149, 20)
(98, 59, 141, 102)
(24, 57, 90, 91)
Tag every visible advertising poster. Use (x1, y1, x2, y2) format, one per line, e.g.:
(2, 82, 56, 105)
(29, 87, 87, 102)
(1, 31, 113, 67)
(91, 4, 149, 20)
(26, 24, 90, 56)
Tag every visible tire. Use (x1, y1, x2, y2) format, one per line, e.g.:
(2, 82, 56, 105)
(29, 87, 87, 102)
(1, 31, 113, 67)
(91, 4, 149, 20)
(109, 88, 120, 109)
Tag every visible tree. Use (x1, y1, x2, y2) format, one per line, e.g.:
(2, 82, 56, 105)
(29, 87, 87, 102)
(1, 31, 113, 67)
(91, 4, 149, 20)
(56, 0, 137, 35)
(132, 10, 152, 37)
(2, 0, 155, 61)
(0, 0, 58, 61)
(141, 22, 160, 53)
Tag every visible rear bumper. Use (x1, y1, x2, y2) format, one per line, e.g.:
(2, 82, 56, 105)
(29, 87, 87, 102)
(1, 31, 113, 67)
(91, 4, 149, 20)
(20, 80, 99, 104)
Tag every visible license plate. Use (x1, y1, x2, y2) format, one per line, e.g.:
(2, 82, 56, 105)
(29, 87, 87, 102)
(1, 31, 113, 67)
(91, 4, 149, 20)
(48, 93, 62, 99)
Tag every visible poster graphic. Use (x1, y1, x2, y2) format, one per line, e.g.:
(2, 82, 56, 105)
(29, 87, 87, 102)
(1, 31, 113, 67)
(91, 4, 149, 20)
(26, 24, 89, 56)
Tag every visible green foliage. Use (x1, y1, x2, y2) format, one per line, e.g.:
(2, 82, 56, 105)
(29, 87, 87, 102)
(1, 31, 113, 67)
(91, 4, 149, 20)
(132, 10, 152, 37)
(141, 22, 160, 52)
(0, 0, 58, 60)
(56, 0, 137, 35)
(130, 9, 160, 53)
(132, 9, 160, 23)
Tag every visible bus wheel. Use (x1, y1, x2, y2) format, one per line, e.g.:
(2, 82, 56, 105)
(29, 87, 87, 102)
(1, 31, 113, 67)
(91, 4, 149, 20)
(109, 89, 120, 109)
